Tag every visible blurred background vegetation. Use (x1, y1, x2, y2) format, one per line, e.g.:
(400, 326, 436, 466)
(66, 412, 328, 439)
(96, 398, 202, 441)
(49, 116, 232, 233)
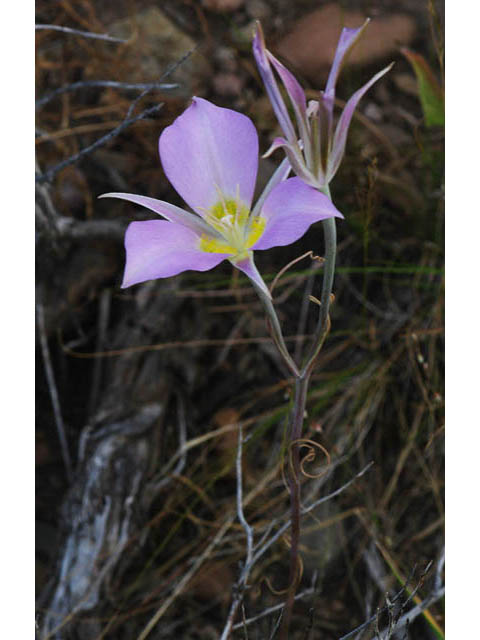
(36, 1, 444, 638)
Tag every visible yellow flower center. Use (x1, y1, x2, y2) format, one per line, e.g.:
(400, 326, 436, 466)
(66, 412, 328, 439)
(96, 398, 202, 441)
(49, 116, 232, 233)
(199, 196, 265, 258)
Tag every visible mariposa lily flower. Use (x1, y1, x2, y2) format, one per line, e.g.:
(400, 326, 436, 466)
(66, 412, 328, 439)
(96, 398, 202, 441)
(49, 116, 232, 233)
(253, 21, 393, 189)
(100, 97, 342, 299)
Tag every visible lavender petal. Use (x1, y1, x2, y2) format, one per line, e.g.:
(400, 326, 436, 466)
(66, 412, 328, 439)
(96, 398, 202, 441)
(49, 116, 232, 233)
(122, 220, 229, 288)
(253, 177, 343, 251)
(159, 97, 259, 214)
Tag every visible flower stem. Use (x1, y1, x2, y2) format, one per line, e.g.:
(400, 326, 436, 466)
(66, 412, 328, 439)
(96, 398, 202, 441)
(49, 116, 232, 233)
(279, 370, 310, 640)
(252, 283, 300, 377)
(280, 186, 337, 639)
(302, 187, 337, 375)
(253, 190, 337, 638)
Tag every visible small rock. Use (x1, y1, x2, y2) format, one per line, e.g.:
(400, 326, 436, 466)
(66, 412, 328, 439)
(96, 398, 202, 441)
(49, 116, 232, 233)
(90, 8, 210, 95)
(276, 3, 416, 84)
(202, 0, 245, 12)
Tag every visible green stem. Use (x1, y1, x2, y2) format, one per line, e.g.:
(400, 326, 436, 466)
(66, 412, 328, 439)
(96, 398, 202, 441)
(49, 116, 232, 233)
(252, 283, 299, 377)
(303, 186, 337, 375)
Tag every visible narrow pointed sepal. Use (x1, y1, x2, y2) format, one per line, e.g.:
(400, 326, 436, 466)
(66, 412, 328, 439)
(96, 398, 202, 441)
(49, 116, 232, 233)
(98, 192, 217, 237)
(325, 19, 371, 97)
(327, 62, 394, 182)
(253, 22, 297, 146)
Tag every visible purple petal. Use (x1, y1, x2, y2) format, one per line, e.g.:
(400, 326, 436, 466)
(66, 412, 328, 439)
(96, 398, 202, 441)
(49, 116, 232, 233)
(263, 138, 318, 188)
(159, 97, 259, 214)
(231, 252, 271, 299)
(122, 220, 229, 288)
(253, 23, 297, 146)
(99, 192, 217, 237)
(265, 50, 315, 169)
(328, 63, 393, 181)
(263, 136, 291, 158)
(266, 51, 307, 124)
(325, 20, 370, 97)
(252, 177, 343, 251)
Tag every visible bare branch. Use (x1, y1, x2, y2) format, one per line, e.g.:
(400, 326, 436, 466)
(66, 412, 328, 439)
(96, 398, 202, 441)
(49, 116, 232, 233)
(219, 425, 255, 640)
(435, 547, 445, 593)
(35, 103, 164, 184)
(377, 586, 445, 640)
(252, 462, 374, 565)
(232, 583, 316, 631)
(35, 23, 127, 43)
(36, 80, 178, 109)
(338, 586, 411, 640)
(35, 48, 195, 184)
(236, 426, 254, 569)
(218, 462, 373, 638)
(339, 553, 445, 640)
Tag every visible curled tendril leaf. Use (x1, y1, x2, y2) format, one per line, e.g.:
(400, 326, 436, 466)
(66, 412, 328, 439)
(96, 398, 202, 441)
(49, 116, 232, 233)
(290, 438, 331, 479)
(263, 547, 304, 596)
(270, 250, 325, 294)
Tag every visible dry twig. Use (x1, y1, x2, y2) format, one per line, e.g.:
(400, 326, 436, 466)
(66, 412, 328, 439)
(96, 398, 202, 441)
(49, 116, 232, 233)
(35, 49, 195, 184)
(35, 23, 127, 43)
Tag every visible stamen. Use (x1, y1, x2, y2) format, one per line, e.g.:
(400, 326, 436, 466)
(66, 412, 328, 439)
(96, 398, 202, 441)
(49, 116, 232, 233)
(197, 184, 266, 256)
